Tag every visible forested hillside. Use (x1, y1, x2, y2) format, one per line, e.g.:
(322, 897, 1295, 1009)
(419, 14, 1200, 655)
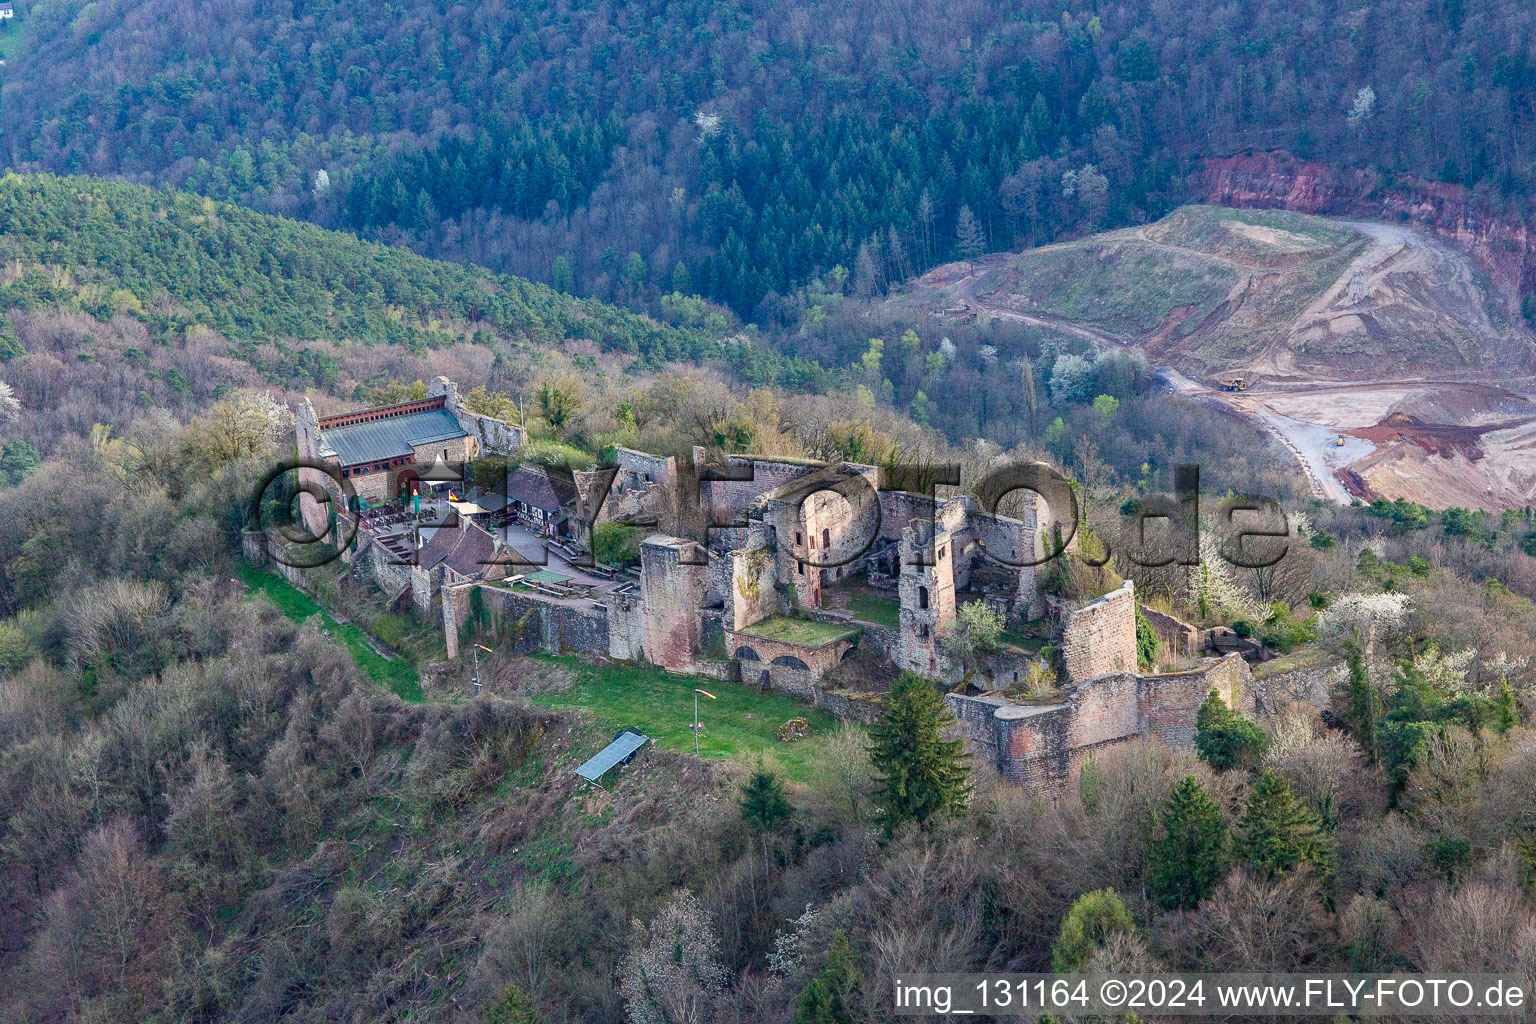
(0, 173, 824, 391)
(6, 0, 1535, 317)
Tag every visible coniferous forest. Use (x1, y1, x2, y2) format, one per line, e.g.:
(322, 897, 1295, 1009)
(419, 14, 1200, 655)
(8, 0, 1536, 316)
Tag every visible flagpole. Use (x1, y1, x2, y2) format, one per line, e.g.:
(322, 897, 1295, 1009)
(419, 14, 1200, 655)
(692, 689, 715, 757)
(471, 643, 493, 695)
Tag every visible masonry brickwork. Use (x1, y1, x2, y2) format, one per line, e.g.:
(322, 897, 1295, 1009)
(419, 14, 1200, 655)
(640, 535, 708, 670)
(1059, 581, 1139, 682)
(1140, 604, 1201, 667)
(948, 652, 1254, 789)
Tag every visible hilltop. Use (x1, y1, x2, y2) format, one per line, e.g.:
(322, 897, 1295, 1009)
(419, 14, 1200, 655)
(904, 205, 1536, 382)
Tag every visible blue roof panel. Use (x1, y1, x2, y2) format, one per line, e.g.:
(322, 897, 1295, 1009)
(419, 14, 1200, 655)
(575, 731, 648, 782)
(320, 408, 468, 468)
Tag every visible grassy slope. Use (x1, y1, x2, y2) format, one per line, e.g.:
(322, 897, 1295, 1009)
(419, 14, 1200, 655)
(530, 657, 844, 783)
(840, 588, 901, 628)
(238, 564, 425, 701)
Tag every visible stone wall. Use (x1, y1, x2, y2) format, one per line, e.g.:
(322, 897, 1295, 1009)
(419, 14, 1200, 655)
(949, 652, 1255, 790)
(970, 506, 1042, 619)
(725, 544, 779, 631)
(1059, 581, 1138, 682)
(640, 535, 707, 669)
(877, 489, 939, 544)
(816, 689, 884, 724)
(897, 518, 957, 675)
(1140, 604, 1200, 666)
(604, 586, 646, 661)
(1138, 653, 1252, 747)
(410, 433, 478, 470)
(458, 410, 525, 456)
(351, 534, 414, 599)
(599, 447, 678, 525)
(471, 585, 612, 657)
(725, 631, 853, 694)
(293, 397, 331, 537)
(700, 453, 823, 521)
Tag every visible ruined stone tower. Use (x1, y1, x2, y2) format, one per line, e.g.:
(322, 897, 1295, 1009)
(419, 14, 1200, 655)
(897, 518, 956, 675)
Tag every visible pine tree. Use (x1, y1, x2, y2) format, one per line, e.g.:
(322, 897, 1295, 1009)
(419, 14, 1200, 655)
(485, 984, 546, 1024)
(740, 768, 791, 835)
(1135, 606, 1160, 670)
(670, 260, 692, 295)
(869, 672, 971, 835)
(1495, 677, 1520, 732)
(1148, 776, 1230, 910)
(1237, 771, 1328, 881)
(1194, 690, 1269, 772)
(1051, 889, 1135, 971)
(1343, 644, 1378, 759)
(550, 255, 574, 293)
(740, 767, 791, 895)
(794, 931, 861, 1024)
(954, 204, 986, 259)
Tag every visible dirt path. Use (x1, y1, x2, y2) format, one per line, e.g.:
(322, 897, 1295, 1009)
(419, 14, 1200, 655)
(1164, 370, 1380, 501)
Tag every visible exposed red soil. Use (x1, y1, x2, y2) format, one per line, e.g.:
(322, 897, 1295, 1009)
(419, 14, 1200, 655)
(1342, 412, 1534, 462)
(1198, 151, 1536, 308)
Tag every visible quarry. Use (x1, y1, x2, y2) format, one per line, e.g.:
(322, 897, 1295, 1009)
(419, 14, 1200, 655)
(907, 204, 1536, 511)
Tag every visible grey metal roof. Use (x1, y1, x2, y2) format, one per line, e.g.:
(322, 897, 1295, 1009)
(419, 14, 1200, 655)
(575, 730, 648, 783)
(320, 408, 467, 468)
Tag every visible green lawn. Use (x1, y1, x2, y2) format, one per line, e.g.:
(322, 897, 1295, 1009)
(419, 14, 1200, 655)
(839, 589, 901, 629)
(529, 658, 847, 782)
(237, 565, 424, 702)
(736, 615, 858, 648)
(0, 25, 23, 60)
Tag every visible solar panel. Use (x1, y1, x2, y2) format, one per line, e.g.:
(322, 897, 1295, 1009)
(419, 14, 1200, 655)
(575, 730, 648, 783)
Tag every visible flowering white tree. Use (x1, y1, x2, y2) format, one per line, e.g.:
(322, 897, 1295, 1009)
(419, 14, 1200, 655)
(1409, 643, 1475, 696)
(766, 903, 823, 977)
(0, 379, 18, 422)
(1314, 592, 1410, 656)
(1348, 85, 1377, 128)
(1049, 353, 1095, 402)
(693, 109, 722, 140)
(1189, 531, 1268, 624)
(620, 889, 728, 1024)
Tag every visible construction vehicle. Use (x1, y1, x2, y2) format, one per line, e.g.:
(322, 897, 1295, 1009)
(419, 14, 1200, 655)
(1218, 377, 1248, 392)
(1335, 436, 1346, 447)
